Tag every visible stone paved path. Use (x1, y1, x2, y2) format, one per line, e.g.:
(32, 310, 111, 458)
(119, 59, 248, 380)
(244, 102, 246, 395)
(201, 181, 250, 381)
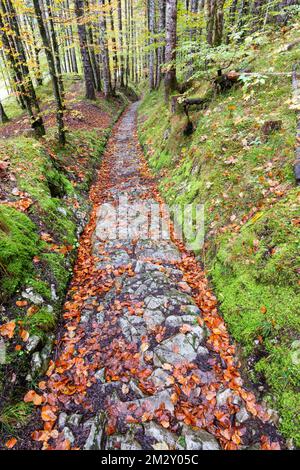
(30, 103, 282, 451)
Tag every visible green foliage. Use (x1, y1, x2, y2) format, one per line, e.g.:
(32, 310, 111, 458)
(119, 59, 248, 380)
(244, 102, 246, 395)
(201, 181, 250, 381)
(0, 402, 33, 433)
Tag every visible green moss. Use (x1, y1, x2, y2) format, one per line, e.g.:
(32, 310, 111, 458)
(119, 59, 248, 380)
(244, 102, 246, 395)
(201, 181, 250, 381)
(0, 206, 38, 300)
(26, 307, 56, 334)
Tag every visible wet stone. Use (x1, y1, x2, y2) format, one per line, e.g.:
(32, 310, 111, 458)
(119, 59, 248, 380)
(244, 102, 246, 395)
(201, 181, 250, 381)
(181, 424, 220, 450)
(153, 328, 207, 367)
(143, 422, 183, 450)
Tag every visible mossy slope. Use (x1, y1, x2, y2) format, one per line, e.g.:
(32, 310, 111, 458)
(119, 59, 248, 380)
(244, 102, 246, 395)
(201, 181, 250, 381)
(138, 26, 300, 445)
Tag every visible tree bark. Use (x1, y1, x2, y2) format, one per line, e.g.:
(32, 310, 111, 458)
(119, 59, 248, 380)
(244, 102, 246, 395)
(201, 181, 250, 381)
(108, 0, 118, 92)
(45, 0, 65, 106)
(0, 101, 9, 123)
(164, 0, 177, 102)
(74, 0, 96, 100)
(99, 0, 112, 98)
(148, 0, 156, 90)
(156, 0, 166, 88)
(117, 0, 125, 87)
(33, 0, 65, 144)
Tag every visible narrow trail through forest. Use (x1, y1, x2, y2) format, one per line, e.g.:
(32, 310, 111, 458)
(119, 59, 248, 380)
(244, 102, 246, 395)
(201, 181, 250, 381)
(27, 103, 283, 451)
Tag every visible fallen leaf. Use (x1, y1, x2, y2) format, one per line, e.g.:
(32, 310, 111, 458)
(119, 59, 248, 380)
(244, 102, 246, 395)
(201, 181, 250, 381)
(5, 437, 17, 448)
(24, 390, 43, 406)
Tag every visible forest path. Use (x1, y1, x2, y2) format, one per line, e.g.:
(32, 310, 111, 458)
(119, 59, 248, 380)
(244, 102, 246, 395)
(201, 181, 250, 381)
(29, 103, 282, 451)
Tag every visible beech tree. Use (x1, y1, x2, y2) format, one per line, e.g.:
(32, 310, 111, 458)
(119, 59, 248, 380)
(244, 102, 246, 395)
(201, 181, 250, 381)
(164, 0, 177, 102)
(32, 0, 65, 145)
(74, 0, 96, 100)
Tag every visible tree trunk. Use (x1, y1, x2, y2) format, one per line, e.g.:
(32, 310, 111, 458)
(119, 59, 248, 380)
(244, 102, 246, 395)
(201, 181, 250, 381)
(164, 0, 177, 102)
(0, 101, 9, 123)
(99, 0, 112, 98)
(156, 0, 166, 88)
(33, 0, 65, 145)
(117, 0, 125, 87)
(45, 0, 65, 107)
(74, 0, 96, 100)
(108, 0, 118, 92)
(205, 0, 216, 46)
(214, 0, 225, 46)
(148, 0, 156, 90)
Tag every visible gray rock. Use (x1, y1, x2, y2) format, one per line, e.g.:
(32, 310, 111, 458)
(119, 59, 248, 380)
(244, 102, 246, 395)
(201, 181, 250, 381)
(236, 406, 250, 423)
(119, 316, 147, 342)
(22, 288, 44, 305)
(26, 335, 41, 353)
(63, 427, 75, 446)
(165, 315, 197, 328)
(144, 422, 183, 450)
(57, 206, 67, 217)
(143, 309, 165, 329)
(51, 284, 58, 301)
(68, 413, 82, 427)
(181, 425, 220, 450)
(96, 312, 105, 323)
(181, 305, 201, 316)
(80, 310, 91, 323)
(131, 390, 174, 414)
(153, 329, 206, 367)
(129, 380, 145, 398)
(83, 412, 106, 450)
(150, 368, 171, 389)
(216, 388, 233, 407)
(30, 352, 42, 376)
(145, 295, 167, 311)
(106, 434, 142, 450)
(136, 240, 181, 263)
(95, 368, 106, 383)
(58, 412, 68, 430)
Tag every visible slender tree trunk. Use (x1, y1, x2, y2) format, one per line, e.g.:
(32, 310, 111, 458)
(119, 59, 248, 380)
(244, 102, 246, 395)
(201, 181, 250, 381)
(33, 0, 65, 144)
(45, 0, 65, 107)
(148, 0, 156, 90)
(164, 0, 177, 102)
(0, 101, 9, 123)
(214, 0, 225, 46)
(65, 0, 78, 73)
(99, 0, 112, 98)
(156, 0, 166, 88)
(117, 0, 125, 87)
(74, 0, 96, 100)
(108, 0, 118, 92)
(205, 0, 216, 46)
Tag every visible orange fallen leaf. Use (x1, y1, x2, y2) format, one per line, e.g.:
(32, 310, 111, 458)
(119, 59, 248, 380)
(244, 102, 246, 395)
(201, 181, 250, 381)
(24, 390, 43, 406)
(41, 405, 57, 422)
(5, 437, 17, 448)
(0, 320, 16, 339)
(16, 300, 28, 308)
(20, 329, 29, 342)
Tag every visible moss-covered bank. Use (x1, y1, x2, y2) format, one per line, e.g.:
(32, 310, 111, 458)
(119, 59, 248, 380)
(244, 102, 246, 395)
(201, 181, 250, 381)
(138, 27, 300, 445)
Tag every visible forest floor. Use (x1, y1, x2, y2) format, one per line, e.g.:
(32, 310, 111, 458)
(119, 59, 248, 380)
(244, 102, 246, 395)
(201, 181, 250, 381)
(10, 103, 284, 451)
